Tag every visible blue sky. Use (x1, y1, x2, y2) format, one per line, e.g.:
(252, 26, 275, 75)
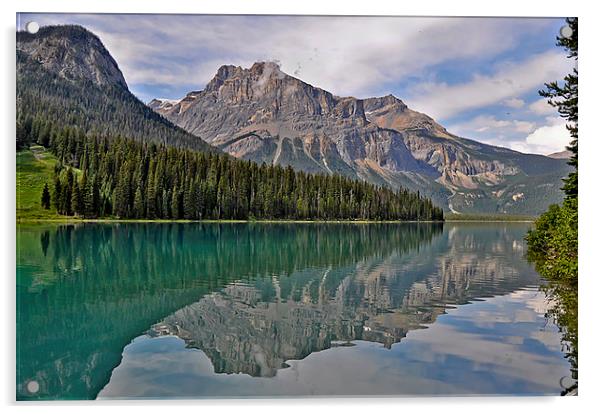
(18, 14, 573, 155)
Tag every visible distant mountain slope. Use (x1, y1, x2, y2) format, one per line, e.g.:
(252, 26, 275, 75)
(151, 62, 571, 214)
(547, 150, 571, 159)
(17, 25, 217, 153)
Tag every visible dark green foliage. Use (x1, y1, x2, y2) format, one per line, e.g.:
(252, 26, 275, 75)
(525, 198, 577, 383)
(71, 181, 83, 216)
(527, 17, 578, 390)
(52, 176, 62, 212)
(16, 37, 217, 154)
(38, 124, 442, 221)
(40, 183, 51, 209)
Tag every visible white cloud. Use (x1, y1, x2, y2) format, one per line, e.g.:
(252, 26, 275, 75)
(20, 13, 572, 153)
(449, 115, 536, 137)
(514, 120, 538, 133)
(528, 98, 557, 115)
(407, 51, 572, 121)
(509, 118, 571, 155)
(503, 98, 525, 109)
(22, 14, 557, 101)
(446, 115, 572, 155)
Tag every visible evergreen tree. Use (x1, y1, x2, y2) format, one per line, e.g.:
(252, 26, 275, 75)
(71, 181, 83, 215)
(53, 176, 62, 211)
(133, 186, 145, 218)
(41, 183, 51, 209)
(540, 17, 577, 199)
(170, 186, 181, 219)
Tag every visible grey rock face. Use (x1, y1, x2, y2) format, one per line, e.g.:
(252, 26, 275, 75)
(151, 62, 571, 214)
(17, 25, 127, 89)
(153, 62, 429, 179)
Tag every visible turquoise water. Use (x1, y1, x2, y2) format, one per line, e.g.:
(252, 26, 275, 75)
(16, 222, 572, 399)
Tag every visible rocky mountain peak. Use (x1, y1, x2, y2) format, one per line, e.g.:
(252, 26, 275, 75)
(159, 61, 345, 125)
(205, 62, 285, 93)
(204, 60, 328, 108)
(205, 64, 242, 91)
(17, 25, 128, 89)
(250, 61, 284, 75)
(362, 94, 448, 137)
(363, 94, 408, 111)
(148, 98, 179, 111)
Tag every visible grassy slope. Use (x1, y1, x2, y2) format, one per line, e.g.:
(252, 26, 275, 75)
(16, 147, 62, 220)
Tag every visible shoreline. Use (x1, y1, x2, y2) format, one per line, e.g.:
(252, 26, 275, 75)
(16, 218, 445, 225)
(444, 219, 534, 223)
(16, 217, 534, 225)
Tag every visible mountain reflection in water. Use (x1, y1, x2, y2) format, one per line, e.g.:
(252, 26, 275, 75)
(16, 223, 571, 399)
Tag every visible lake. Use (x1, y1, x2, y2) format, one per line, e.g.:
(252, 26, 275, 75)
(16, 222, 572, 399)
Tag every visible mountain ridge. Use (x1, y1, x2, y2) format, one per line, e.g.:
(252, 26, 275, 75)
(17, 25, 218, 154)
(547, 150, 571, 159)
(150, 61, 570, 214)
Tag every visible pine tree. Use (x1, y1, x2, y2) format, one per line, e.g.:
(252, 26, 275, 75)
(62, 168, 74, 215)
(41, 183, 51, 209)
(170, 186, 181, 219)
(133, 186, 145, 218)
(53, 176, 62, 211)
(183, 180, 196, 220)
(71, 181, 83, 215)
(146, 161, 157, 219)
(540, 17, 577, 199)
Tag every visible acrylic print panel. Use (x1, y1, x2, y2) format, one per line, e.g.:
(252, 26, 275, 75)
(15, 13, 578, 400)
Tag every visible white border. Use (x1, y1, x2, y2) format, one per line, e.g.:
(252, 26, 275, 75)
(2, 0, 600, 412)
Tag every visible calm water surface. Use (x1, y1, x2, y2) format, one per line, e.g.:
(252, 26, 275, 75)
(16, 222, 572, 399)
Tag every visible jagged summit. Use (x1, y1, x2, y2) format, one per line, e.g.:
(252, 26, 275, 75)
(151, 61, 428, 178)
(363, 94, 449, 136)
(17, 24, 128, 89)
(148, 98, 179, 111)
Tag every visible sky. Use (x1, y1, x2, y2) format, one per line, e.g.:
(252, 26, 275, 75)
(18, 14, 574, 155)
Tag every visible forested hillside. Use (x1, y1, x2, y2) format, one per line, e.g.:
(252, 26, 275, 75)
(16, 25, 216, 153)
(21, 123, 442, 221)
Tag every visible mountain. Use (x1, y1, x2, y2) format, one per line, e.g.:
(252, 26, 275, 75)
(16, 26, 441, 222)
(547, 150, 572, 159)
(151, 62, 571, 214)
(16, 25, 217, 153)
